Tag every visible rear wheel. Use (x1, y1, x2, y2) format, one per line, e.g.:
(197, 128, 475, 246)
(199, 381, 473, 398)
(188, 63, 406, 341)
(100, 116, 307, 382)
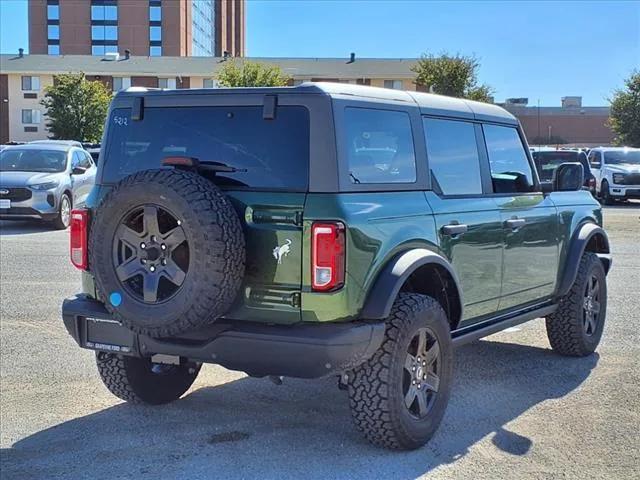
(96, 352, 201, 405)
(546, 252, 607, 356)
(51, 193, 71, 230)
(347, 293, 453, 450)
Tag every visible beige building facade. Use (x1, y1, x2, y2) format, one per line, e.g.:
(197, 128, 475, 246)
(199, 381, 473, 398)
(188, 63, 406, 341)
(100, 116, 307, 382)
(0, 54, 420, 143)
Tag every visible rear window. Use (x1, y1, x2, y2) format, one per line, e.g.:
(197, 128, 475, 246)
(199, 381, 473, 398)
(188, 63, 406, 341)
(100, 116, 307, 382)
(102, 105, 310, 190)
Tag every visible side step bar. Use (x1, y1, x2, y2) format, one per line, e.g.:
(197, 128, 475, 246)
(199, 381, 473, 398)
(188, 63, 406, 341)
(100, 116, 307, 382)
(451, 303, 557, 347)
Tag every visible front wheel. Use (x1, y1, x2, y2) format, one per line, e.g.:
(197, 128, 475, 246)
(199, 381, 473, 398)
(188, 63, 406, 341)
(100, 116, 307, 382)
(96, 352, 201, 405)
(546, 252, 607, 357)
(347, 293, 453, 450)
(600, 180, 615, 205)
(51, 193, 71, 230)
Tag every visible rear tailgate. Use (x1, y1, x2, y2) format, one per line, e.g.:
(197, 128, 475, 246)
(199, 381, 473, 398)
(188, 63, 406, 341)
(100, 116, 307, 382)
(223, 191, 306, 324)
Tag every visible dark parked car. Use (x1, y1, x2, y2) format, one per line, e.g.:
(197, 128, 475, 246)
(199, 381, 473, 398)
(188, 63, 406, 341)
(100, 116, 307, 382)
(532, 149, 596, 193)
(62, 83, 611, 450)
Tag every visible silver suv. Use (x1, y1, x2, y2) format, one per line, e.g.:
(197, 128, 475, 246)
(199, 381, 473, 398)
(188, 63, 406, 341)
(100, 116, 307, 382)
(0, 143, 96, 229)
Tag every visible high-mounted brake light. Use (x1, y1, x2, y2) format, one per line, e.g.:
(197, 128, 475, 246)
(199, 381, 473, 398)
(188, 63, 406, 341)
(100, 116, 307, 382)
(70, 209, 88, 270)
(311, 222, 345, 292)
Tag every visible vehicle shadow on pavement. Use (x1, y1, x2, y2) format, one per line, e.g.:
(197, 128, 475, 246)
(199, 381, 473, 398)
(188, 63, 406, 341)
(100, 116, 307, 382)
(0, 340, 598, 480)
(0, 220, 62, 235)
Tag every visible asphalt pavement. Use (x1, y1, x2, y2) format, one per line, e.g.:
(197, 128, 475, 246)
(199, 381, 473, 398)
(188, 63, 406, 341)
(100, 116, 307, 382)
(0, 203, 638, 480)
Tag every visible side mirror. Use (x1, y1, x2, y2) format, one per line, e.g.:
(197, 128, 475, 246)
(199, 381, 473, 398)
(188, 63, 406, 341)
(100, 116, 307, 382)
(552, 162, 584, 192)
(540, 181, 554, 194)
(72, 166, 87, 175)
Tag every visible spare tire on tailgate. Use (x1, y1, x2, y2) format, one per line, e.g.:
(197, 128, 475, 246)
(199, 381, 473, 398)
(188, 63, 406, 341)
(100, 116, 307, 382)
(89, 169, 245, 338)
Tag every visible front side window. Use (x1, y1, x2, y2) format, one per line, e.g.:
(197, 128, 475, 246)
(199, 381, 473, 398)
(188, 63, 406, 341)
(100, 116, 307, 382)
(424, 118, 482, 195)
(344, 107, 416, 184)
(483, 124, 535, 193)
(103, 106, 310, 190)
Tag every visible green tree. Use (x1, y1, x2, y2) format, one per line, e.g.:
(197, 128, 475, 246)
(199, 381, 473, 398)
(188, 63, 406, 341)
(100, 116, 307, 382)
(41, 72, 111, 143)
(216, 60, 290, 87)
(411, 52, 494, 102)
(609, 70, 640, 147)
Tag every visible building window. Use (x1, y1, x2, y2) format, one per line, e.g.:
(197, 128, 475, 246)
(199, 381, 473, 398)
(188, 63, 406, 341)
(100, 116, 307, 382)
(47, 25, 60, 40)
(48, 44, 60, 55)
(202, 79, 218, 88)
(149, 26, 162, 42)
(149, 5, 161, 22)
(158, 78, 177, 89)
(22, 109, 41, 124)
(47, 2, 59, 21)
(149, 46, 162, 56)
(91, 1, 118, 55)
(91, 1, 117, 21)
(113, 77, 131, 92)
(191, 0, 215, 56)
(384, 80, 403, 90)
(21, 76, 40, 91)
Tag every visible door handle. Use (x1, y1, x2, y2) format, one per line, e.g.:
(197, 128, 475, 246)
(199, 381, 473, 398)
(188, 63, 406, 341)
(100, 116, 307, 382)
(505, 218, 526, 230)
(442, 223, 468, 236)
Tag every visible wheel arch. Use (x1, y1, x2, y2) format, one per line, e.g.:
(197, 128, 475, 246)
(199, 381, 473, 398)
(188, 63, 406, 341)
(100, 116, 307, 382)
(360, 249, 463, 331)
(556, 223, 611, 298)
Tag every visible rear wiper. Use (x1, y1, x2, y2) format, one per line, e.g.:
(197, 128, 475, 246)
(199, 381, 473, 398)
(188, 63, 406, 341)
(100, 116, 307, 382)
(162, 156, 247, 173)
(199, 161, 247, 173)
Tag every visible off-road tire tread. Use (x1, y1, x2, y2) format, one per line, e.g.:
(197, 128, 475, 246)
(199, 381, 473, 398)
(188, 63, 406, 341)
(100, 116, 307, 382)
(546, 252, 604, 356)
(90, 169, 245, 338)
(348, 293, 449, 450)
(95, 352, 200, 404)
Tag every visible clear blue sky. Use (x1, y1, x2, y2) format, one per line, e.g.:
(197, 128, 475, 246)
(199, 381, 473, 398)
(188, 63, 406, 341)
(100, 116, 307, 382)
(1, 0, 638, 105)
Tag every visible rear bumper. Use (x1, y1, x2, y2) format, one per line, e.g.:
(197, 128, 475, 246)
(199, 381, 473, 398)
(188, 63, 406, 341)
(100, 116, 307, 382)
(62, 295, 385, 379)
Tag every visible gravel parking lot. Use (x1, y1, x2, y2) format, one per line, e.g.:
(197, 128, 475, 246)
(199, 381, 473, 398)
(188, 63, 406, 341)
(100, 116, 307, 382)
(1, 204, 638, 480)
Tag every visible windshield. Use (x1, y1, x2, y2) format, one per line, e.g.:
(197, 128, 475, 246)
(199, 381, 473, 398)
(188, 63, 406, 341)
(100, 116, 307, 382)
(0, 149, 68, 173)
(605, 150, 640, 165)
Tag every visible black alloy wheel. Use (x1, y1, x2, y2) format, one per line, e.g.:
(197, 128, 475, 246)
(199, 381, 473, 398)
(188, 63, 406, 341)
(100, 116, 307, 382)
(582, 274, 601, 336)
(112, 204, 189, 304)
(403, 327, 441, 419)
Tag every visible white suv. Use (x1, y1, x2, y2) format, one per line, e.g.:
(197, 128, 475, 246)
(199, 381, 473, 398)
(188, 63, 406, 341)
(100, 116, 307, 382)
(588, 147, 640, 204)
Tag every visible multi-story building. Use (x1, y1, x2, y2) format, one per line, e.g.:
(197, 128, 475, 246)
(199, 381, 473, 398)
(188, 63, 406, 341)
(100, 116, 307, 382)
(28, 0, 245, 57)
(0, 53, 421, 142)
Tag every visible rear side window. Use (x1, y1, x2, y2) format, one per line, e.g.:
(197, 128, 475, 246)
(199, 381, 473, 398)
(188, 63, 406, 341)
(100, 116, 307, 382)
(423, 118, 482, 195)
(102, 106, 310, 190)
(344, 107, 416, 184)
(483, 125, 535, 193)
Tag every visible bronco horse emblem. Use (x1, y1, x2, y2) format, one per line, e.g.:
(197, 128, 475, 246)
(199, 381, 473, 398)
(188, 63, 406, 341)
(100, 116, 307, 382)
(273, 239, 292, 264)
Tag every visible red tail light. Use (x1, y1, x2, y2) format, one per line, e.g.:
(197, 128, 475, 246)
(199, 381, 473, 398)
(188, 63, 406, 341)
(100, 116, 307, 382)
(70, 209, 88, 270)
(311, 222, 345, 292)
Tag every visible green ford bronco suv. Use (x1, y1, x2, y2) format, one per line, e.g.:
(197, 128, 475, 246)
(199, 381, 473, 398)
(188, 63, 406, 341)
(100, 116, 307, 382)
(62, 83, 611, 450)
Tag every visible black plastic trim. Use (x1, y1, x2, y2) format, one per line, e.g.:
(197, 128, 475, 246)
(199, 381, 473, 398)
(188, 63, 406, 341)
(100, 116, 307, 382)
(452, 302, 557, 347)
(556, 223, 611, 298)
(62, 296, 385, 379)
(360, 249, 463, 321)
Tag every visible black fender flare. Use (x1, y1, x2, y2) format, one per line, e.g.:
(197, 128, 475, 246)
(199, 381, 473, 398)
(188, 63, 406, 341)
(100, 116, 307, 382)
(556, 223, 611, 298)
(360, 249, 463, 322)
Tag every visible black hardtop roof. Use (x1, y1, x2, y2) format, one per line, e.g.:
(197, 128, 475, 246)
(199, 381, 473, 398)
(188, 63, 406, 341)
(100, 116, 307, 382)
(117, 82, 518, 125)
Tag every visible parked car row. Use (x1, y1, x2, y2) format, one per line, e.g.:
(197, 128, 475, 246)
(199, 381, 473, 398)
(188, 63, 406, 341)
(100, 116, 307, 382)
(0, 140, 97, 229)
(531, 146, 640, 204)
